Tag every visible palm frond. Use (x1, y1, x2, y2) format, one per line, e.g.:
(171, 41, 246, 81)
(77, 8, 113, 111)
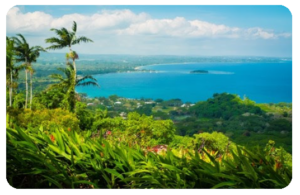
(14, 57, 27, 63)
(76, 81, 99, 87)
(50, 28, 67, 38)
(45, 37, 62, 44)
(46, 83, 68, 92)
(31, 45, 46, 52)
(72, 36, 93, 45)
(76, 75, 97, 84)
(49, 73, 64, 81)
(60, 28, 71, 43)
(72, 21, 77, 32)
(15, 34, 27, 45)
(46, 44, 66, 50)
(47, 21, 92, 51)
(66, 62, 74, 68)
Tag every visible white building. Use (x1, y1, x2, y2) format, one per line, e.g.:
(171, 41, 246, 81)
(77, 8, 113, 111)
(145, 101, 155, 104)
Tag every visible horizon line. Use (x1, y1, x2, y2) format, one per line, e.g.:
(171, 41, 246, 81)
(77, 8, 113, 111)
(41, 52, 292, 58)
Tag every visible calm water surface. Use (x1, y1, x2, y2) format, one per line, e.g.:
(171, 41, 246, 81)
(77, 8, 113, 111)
(76, 62, 292, 103)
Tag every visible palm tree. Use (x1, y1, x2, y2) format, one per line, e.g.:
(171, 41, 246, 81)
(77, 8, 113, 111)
(45, 21, 93, 83)
(6, 37, 16, 107)
(13, 34, 46, 109)
(6, 37, 25, 107)
(45, 21, 93, 112)
(49, 65, 99, 112)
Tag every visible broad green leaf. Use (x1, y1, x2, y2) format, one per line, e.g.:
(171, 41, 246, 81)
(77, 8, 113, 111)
(42, 175, 63, 188)
(104, 168, 124, 180)
(212, 181, 237, 189)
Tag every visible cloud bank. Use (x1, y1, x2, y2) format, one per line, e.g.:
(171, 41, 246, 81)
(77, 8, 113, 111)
(7, 7, 291, 40)
(6, 7, 292, 57)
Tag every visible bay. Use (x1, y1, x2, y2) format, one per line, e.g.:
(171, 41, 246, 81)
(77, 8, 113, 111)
(76, 62, 292, 103)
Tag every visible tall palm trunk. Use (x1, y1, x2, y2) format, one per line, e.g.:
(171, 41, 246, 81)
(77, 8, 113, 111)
(69, 46, 77, 82)
(30, 71, 33, 110)
(71, 58, 77, 112)
(73, 58, 77, 83)
(25, 69, 28, 109)
(24, 57, 29, 109)
(69, 46, 77, 112)
(9, 70, 13, 107)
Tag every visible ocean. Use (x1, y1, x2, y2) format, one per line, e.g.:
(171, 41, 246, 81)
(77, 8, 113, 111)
(76, 62, 292, 103)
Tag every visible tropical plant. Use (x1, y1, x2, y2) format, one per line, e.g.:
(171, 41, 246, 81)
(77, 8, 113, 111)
(7, 108, 80, 132)
(45, 21, 93, 83)
(45, 21, 93, 112)
(6, 126, 292, 189)
(49, 65, 98, 111)
(13, 34, 46, 109)
(33, 89, 66, 109)
(6, 37, 15, 107)
(5, 36, 24, 107)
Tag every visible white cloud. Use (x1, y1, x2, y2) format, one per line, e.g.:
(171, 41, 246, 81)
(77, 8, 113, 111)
(5, 7, 292, 57)
(7, 7, 150, 33)
(118, 17, 236, 37)
(244, 28, 275, 39)
(118, 17, 194, 36)
(277, 32, 292, 38)
(6, 7, 291, 40)
(119, 19, 290, 40)
(6, 7, 53, 32)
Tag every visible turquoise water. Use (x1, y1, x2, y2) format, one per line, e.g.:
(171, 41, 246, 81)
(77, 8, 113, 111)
(76, 62, 292, 103)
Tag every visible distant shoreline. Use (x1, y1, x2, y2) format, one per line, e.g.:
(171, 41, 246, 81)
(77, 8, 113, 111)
(133, 58, 292, 70)
(134, 62, 198, 70)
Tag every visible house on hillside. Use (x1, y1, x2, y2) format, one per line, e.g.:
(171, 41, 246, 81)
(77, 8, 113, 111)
(87, 103, 94, 106)
(145, 101, 155, 104)
(120, 112, 127, 118)
(181, 103, 195, 108)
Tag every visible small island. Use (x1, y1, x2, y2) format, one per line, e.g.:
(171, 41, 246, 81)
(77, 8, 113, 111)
(190, 70, 209, 74)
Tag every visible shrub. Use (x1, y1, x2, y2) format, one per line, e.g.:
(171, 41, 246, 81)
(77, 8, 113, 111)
(9, 108, 80, 132)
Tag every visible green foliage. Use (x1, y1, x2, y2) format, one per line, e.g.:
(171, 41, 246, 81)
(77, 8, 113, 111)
(171, 93, 292, 153)
(190, 93, 263, 120)
(267, 119, 292, 132)
(109, 95, 119, 102)
(152, 110, 170, 120)
(34, 89, 66, 109)
(75, 102, 95, 130)
(161, 98, 183, 107)
(134, 104, 152, 116)
(264, 140, 292, 167)
(257, 102, 292, 115)
(5, 88, 9, 110)
(8, 108, 80, 132)
(92, 112, 176, 146)
(194, 132, 234, 153)
(169, 135, 194, 149)
(7, 127, 292, 189)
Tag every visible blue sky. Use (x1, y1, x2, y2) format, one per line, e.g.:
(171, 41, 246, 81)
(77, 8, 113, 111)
(7, 5, 292, 57)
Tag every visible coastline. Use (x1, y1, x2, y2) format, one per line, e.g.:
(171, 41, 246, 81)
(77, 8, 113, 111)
(134, 62, 198, 70)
